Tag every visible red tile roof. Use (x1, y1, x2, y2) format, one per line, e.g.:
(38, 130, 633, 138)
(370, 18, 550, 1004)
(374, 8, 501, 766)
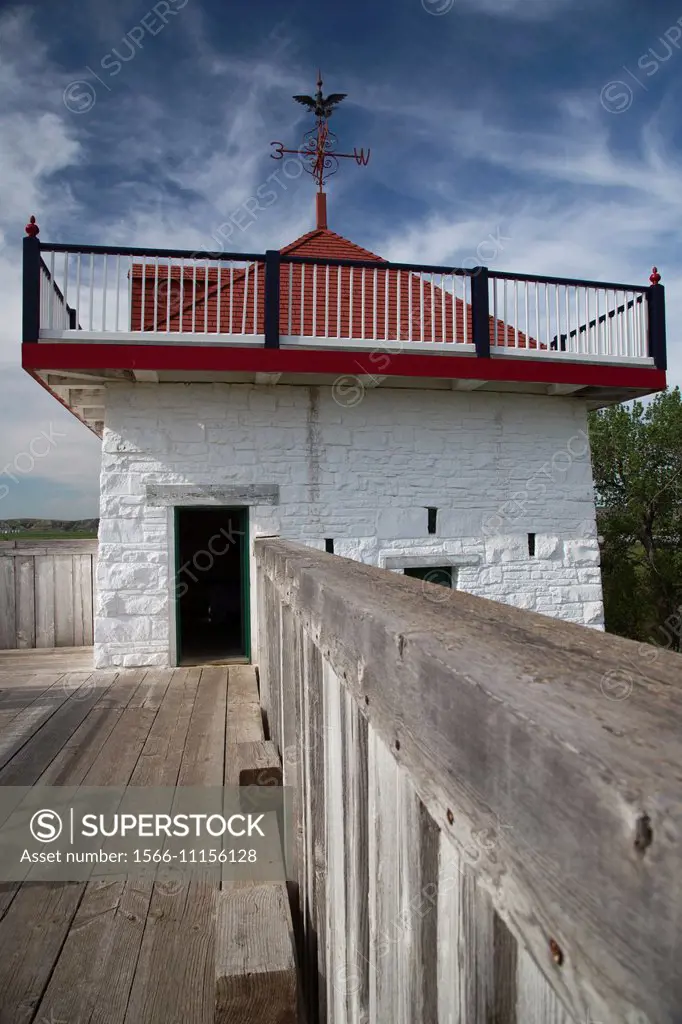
(130, 227, 538, 348)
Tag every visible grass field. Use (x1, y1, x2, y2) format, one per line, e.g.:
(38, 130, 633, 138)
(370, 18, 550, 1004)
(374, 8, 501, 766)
(0, 532, 98, 541)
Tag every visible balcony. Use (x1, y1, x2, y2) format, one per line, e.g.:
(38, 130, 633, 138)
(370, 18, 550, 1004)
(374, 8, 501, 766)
(22, 234, 667, 434)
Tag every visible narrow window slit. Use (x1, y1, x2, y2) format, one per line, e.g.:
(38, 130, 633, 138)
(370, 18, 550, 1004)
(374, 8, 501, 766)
(427, 507, 438, 535)
(325, 538, 334, 554)
(528, 533, 536, 557)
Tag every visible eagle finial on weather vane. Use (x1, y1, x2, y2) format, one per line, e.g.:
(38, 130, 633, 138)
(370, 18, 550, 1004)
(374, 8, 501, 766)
(292, 70, 347, 121)
(270, 71, 370, 219)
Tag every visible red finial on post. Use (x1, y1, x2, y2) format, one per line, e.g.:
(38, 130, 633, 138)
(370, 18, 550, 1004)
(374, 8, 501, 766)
(650, 266, 661, 285)
(25, 216, 39, 238)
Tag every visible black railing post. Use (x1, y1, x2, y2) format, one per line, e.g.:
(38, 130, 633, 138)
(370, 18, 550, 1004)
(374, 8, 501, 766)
(264, 249, 281, 349)
(22, 216, 41, 343)
(646, 271, 667, 371)
(471, 267, 490, 358)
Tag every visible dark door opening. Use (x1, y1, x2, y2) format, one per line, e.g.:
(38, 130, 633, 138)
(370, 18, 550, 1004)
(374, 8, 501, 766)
(175, 507, 249, 665)
(403, 565, 453, 588)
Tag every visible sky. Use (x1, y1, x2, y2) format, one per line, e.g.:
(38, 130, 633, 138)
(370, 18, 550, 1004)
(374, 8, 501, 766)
(0, 0, 681, 518)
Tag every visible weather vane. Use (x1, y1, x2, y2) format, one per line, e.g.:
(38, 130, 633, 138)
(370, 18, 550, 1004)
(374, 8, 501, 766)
(270, 71, 370, 194)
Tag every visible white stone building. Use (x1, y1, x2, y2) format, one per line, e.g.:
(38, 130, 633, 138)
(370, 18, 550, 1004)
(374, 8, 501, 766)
(22, 207, 668, 668)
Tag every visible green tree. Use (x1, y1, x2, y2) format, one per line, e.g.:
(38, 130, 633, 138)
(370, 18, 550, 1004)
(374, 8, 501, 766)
(588, 388, 682, 649)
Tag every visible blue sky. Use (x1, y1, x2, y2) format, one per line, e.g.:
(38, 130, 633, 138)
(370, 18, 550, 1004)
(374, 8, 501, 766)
(1, 0, 681, 517)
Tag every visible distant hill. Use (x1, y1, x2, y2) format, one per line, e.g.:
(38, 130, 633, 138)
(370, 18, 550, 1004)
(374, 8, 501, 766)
(0, 519, 99, 539)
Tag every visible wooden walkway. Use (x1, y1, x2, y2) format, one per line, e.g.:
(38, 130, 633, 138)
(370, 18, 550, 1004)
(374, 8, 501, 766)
(0, 648, 241, 1024)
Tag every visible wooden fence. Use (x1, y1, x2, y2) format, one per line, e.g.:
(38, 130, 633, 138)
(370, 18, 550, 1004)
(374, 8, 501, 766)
(0, 540, 97, 649)
(255, 538, 682, 1024)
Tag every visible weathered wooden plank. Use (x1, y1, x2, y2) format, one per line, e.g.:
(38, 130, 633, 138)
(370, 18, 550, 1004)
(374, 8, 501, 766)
(368, 728, 396, 1021)
(324, 658, 347, 1023)
(0, 671, 94, 771)
(0, 546, 94, 653)
(437, 835, 517, 1023)
(215, 882, 298, 1024)
(14, 556, 35, 649)
(0, 667, 163, 1022)
(255, 538, 682, 1024)
(125, 666, 172, 710)
(0, 540, 97, 555)
(264, 576, 282, 749)
(73, 553, 93, 646)
(342, 686, 370, 1024)
(53, 555, 75, 647)
(368, 729, 439, 1023)
(234, 740, 282, 787)
(0, 671, 119, 787)
(0, 556, 16, 650)
(123, 666, 228, 1024)
(0, 672, 64, 723)
(0, 671, 130, 921)
(295, 617, 310, 1010)
(0, 646, 92, 671)
(33, 669, 202, 1024)
(304, 629, 327, 1024)
(280, 601, 302, 959)
(33, 555, 56, 649)
(227, 665, 264, 745)
(516, 947, 569, 1024)
(256, 565, 271, 733)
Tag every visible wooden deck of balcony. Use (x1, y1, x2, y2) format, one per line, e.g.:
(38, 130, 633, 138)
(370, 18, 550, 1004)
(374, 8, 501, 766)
(0, 649, 295, 1024)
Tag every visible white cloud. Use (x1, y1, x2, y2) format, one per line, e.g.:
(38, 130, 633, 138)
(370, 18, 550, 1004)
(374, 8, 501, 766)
(0, 3, 677, 520)
(366, 91, 680, 387)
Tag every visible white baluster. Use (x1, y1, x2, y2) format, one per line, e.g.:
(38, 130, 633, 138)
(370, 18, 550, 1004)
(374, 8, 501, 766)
(90, 253, 95, 331)
(397, 270, 401, 342)
(253, 259, 258, 336)
(115, 254, 121, 332)
(103, 254, 108, 331)
(515, 279, 519, 348)
(242, 263, 249, 335)
(63, 252, 69, 325)
(408, 272, 412, 342)
(141, 258, 147, 332)
(288, 263, 293, 337)
(361, 268, 366, 339)
(493, 278, 498, 347)
(229, 266, 234, 335)
(204, 260, 209, 334)
(192, 263, 197, 333)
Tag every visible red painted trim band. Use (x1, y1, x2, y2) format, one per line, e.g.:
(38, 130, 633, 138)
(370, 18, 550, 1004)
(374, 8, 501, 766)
(22, 343, 667, 390)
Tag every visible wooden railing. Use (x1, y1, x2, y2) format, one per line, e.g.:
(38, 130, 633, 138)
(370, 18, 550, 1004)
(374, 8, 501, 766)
(0, 540, 97, 649)
(255, 538, 682, 1024)
(23, 236, 667, 369)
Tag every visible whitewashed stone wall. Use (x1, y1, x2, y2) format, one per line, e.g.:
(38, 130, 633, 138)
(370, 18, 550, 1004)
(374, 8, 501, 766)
(94, 382, 604, 667)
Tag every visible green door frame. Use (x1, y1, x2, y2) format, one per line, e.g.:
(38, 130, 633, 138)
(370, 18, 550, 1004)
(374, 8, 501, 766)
(173, 505, 251, 664)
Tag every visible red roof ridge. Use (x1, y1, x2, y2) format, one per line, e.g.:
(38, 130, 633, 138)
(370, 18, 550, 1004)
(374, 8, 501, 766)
(279, 227, 385, 263)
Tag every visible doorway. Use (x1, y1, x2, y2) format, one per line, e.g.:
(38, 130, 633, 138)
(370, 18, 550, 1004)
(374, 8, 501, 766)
(403, 565, 453, 588)
(174, 507, 250, 665)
